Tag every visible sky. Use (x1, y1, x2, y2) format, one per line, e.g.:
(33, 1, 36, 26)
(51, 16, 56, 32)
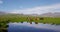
(0, 0, 60, 14)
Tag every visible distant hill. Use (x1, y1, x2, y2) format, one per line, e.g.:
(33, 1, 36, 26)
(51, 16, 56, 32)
(0, 11, 7, 15)
(0, 11, 60, 17)
(40, 12, 60, 17)
(0, 11, 26, 16)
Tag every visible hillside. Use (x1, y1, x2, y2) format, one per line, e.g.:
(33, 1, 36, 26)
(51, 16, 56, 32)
(40, 12, 60, 17)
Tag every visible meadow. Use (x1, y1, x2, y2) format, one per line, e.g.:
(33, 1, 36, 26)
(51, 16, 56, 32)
(0, 14, 60, 25)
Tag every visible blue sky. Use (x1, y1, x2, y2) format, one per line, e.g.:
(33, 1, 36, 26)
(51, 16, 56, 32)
(0, 0, 60, 14)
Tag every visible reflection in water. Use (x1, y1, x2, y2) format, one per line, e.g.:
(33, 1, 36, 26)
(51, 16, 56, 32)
(30, 22, 32, 24)
(21, 21, 23, 23)
(35, 22, 38, 24)
(8, 22, 60, 32)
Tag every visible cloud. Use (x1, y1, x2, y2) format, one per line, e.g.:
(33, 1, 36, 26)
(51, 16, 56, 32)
(10, 3, 60, 14)
(0, 0, 3, 4)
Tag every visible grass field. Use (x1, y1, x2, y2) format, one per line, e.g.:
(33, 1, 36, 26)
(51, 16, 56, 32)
(0, 14, 60, 25)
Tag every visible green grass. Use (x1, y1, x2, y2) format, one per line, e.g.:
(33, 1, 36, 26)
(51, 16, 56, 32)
(0, 14, 60, 25)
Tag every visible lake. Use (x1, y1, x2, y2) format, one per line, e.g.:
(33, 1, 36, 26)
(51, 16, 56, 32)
(8, 22, 60, 32)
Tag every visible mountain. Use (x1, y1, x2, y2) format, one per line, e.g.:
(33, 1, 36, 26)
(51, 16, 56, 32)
(40, 12, 60, 17)
(0, 11, 7, 15)
(0, 11, 60, 17)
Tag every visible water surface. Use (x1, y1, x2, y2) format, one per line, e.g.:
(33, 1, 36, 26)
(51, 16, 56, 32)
(8, 22, 60, 32)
